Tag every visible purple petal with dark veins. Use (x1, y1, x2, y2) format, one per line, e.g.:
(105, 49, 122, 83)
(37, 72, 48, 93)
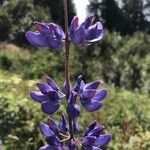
(70, 25, 85, 44)
(41, 101, 59, 114)
(30, 91, 49, 103)
(46, 136, 60, 146)
(45, 35, 62, 50)
(88, 125, 104, 137)
(25, 31, 48, 48)
(37, 83, 52, 94)
(46, 76, 59, 91)
(94, 134, 112, 147)
(92, 89, 107, 101)
(82, 136, 96, 146)
(83, 80, 101, 90)
(83, 121, 97, 137)
(85, 22, 103, 43)
(34, 21, 50, 34)
(81, 90, 97, 100)
(39, 122, 54, 137)
(47, 117, 59, 134)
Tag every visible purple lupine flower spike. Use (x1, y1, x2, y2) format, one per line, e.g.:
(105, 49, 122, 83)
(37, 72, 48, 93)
(25, 21, 64, 50)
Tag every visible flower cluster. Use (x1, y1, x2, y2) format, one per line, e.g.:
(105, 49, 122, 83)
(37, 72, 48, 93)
(26, 14, 111, 150)
(39, 116, 111, 150)
(30, 75, 107, 115)
(30, 75, 111, 149)
(25, 16, 103, 50)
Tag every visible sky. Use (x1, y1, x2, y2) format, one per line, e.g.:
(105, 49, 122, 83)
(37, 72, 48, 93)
(73, 0, 89, 23)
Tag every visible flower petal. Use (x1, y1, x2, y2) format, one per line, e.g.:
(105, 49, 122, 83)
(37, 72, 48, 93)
(67, 103, 80, 119)
(51, 23, 65, 39)
(25, 31, 48, 48)
(47, 117, 59, 134)
(81, 15, 94, 29)
(34, 21, 50, 34)
(94, 134, 112, 147)
(41, 101, 59, 114)
(88, 125, 104, 137)
(81, 90, 97, 101)
(82, 136, 96, 146)
(82, 100, 102, 112)
(46, 76, 59, 91)
(69, 16, 79, 32)
(83, 121, 97, 137)
(45, 35, 62, 50)
(70, 25, 85, 44)
(46, 136, 60, 146)
(74, 75, 84, 93)
(58, 114, 68, 133)
(73, 118, 80, 134)
(68, 91, 77, 104)
(83, 80, 101, 90)
(37, 83, 52, 94)
(85, 22, 103, 43)
(92, 89, 107, 101)
(39, 122, 54, 137)
(30, 91, 49, 103)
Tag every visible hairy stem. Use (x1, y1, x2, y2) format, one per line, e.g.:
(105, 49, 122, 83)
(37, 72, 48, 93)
(63, 0, 74, 140)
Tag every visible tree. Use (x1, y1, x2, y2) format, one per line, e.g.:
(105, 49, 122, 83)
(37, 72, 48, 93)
(88, 0, 150, 35)
(88, 0, 125, 33)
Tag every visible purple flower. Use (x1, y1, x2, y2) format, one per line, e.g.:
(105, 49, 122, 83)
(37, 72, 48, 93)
(66, 91, 80, 119)
(69, 15, 104, 44)
(25, 21, 65, 50)
(30, 76, 65, 114)
(82, 121, 111, 149)
(39, 116, 68, 150)
(58, 114, 68, 133)
(74, 75, 107, 112)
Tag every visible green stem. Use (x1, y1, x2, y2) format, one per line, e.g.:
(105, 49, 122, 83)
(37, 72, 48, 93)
(63, 0, 74, 140)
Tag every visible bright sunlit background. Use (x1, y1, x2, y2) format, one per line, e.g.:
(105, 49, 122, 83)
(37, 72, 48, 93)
(73, 0, 89, 23)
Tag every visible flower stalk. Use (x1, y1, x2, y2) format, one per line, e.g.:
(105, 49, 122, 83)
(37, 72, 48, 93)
(63, 0, 74, 140)
(25, 1, 112, 148)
